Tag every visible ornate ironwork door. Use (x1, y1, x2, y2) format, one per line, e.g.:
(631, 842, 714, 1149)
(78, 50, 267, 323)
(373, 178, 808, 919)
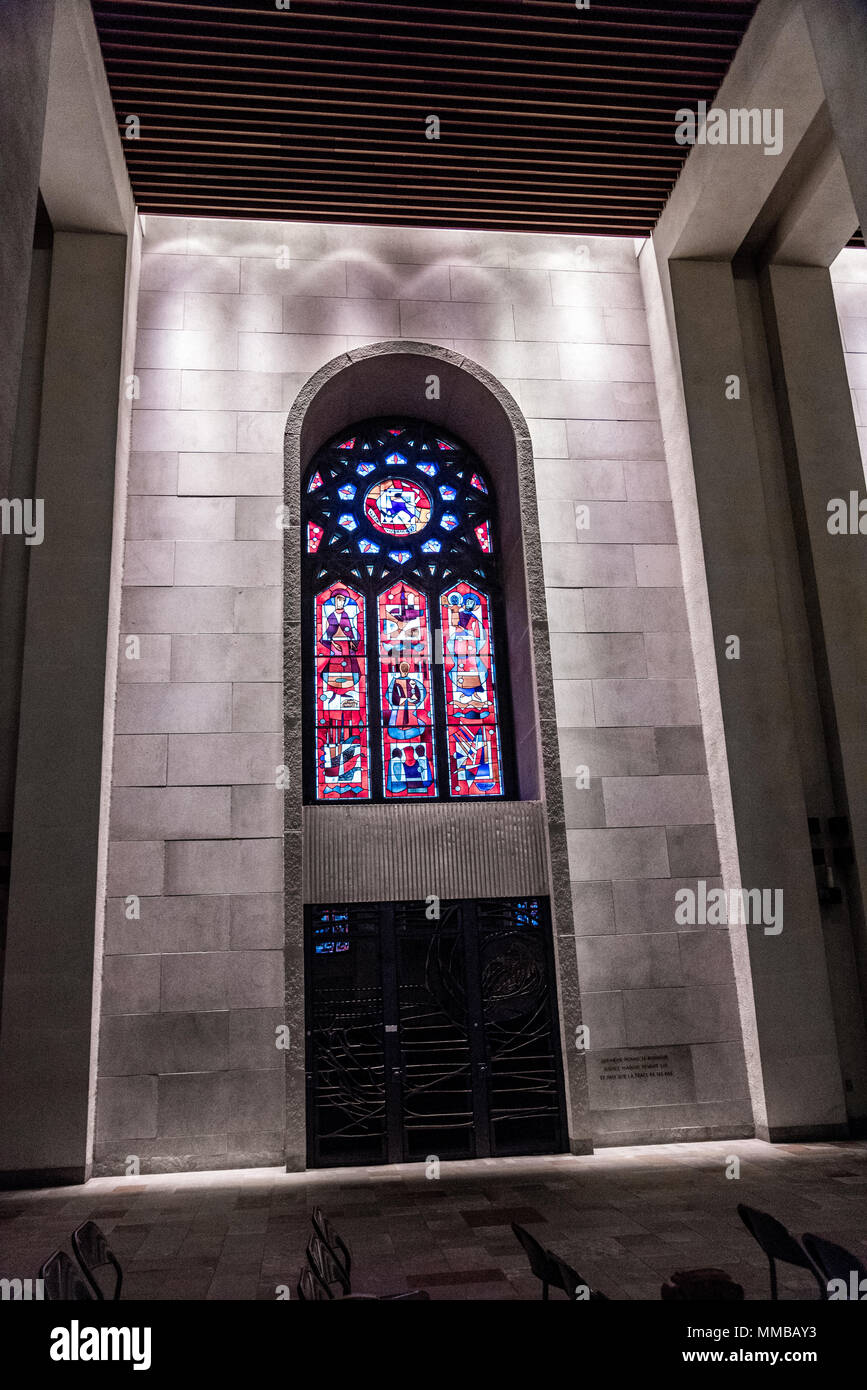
(305, 897, 567, 1167)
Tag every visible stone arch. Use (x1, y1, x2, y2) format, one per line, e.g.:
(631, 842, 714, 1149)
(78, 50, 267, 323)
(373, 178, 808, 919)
(282, 341, 589, 1167)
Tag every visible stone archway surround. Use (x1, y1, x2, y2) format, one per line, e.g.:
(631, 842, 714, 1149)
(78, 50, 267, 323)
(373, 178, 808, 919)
(282, 341, 590, 1169)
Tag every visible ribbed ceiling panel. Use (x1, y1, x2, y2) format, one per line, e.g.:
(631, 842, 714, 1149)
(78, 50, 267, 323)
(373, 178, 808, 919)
(91, 0, 761, 235)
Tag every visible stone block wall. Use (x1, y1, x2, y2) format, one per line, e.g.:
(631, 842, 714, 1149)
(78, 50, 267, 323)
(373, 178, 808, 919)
(94, 216, 751, 1172)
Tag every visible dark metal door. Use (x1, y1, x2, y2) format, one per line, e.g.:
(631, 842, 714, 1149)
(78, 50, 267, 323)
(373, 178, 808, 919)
(305, 897, 566, 1167)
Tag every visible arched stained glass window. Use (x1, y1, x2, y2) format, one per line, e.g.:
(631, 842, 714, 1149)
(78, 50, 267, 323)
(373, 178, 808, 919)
(302, 418, 513, 803)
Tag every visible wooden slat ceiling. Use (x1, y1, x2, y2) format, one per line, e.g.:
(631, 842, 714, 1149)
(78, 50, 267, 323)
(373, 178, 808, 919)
(91, 0, 765, 236)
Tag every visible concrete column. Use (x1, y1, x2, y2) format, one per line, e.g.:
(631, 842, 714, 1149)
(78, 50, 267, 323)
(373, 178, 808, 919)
(761, 264, 867, 1107)
(0, 0, 54, 502)
(0, 232, 128, 1183)
(668, 258, 847, 1140)
(802, 0, 867, 236)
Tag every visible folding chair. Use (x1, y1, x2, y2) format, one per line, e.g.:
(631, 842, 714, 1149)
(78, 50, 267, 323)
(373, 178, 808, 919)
(38, 1249, 97, 1301)
(72, 1220, 123, 1300)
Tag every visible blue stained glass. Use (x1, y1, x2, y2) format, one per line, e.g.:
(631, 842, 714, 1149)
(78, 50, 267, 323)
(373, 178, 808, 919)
(439, 485, 457, 501)
(417, 462, 438, 477)
(358, 538, 380, 554)
(338, 513, 357, 531)
(388, 550, 412, 564)
(338, 483, 357, 500)
(356, 462, 376, 476)
(421, 539, 442, 553)
(385, 451, 407, 469)
(440, 513, 459, 531)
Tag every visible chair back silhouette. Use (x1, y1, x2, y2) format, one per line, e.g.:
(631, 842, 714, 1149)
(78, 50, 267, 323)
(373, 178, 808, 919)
(311, 1207, 352, 1292)
(72, 1220, 123, 1300)
(511, 1222, 563, 1299)
(39, 1250, 97, 1301)
(297, 1264, 331, 1300)
(802, 1233, 867, 1298)
(737, 1204, 824, 1299)
(306, 1232, 346, 1298)
(547, 1250, 608, 1301)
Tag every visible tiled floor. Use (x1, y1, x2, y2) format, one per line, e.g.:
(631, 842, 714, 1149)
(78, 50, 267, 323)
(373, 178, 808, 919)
(2, 1139, 866, 1300)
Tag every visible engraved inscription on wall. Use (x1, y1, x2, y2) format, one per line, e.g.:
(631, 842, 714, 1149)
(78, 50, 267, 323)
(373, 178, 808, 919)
(599, 1052, 673, 1084)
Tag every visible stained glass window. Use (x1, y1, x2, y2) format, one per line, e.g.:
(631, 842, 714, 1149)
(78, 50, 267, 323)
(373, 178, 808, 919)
(314, 581, 370, 800)
(302, 418, 510, 803)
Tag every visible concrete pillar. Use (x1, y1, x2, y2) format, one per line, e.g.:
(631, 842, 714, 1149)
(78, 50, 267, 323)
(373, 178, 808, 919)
(802, 0, 867, 235)
(668, 258, 848, 1140)
(0, 0, 55, 502)
(761, 264, 867, 1114)
(0, 232, 128, 1183)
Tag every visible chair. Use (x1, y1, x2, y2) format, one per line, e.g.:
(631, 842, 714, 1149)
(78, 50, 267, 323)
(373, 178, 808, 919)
(547, 1250, 609, 1301)
(311, 1206, 352, 1293)
(736, 1204, 825, 1300)
(511, 1222, 566, 1299)
(802, 1233, 867, 1298)
(306, 1233, 345, 1298)
(297, 1264, 331, 1300)
(38, 1250, 97, 1301)
(72, 1220, 123, 1300)
(307, 1211, 428, 1300)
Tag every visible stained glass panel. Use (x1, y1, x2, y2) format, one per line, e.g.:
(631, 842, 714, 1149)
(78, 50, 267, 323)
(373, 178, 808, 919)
(441, 583, 504, 797)
(314, 582, 370, 800)
(304, 418, 508, 803)
(364, 477, 432, 536)
(378, 583, 437, 799)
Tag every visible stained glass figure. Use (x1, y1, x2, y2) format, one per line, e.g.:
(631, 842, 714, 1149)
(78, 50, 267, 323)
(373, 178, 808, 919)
(378, 583, 437, 799)
(314, 582, 369, 800)
(364, 478, 432, 536)
(441, 582, 504, 796)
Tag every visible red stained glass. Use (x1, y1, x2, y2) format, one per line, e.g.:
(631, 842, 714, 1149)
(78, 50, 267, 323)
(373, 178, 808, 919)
(441, 582, 504, 796)
(314, 582, 370, 800)
(378, 583, 437, 798)
(307, 521, 324, 552)
(474, 521, 492, 553)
